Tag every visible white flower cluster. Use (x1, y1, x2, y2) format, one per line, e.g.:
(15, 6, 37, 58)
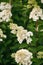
(9, 23, 33, 44)
(29, 6, 43, 21)
(0, 2, 12, 22)
(11, 49, 33, 65)
(37, 51, 43, 59)
(0, 29, 6, 41)
(41, 0, 43, 3)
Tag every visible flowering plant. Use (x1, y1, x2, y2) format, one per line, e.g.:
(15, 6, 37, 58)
(0, 0, 43, 65)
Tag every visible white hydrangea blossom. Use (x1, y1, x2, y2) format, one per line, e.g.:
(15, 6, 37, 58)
(0, 2, 12, 22)
(0, 29, 6, 41)
(41, 0, 43, 3)
(29, 6, 43, 21)
(9, 23, 33, 44)
(11, 49, 33, 65)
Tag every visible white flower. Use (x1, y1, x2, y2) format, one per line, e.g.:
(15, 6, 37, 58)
(11, 30, 17, 34)
(17, 26, 24, 30)
(0, 9, 12, 22)
(5, 3, 11, 9)
(26, 31, 33, 37)
(9, 23, 33, 44)
(0, 2, 11, 10)
(29, 6, 43, 21)
(25, 31, 33, 44)
(0, 2, 12, 22)
(2, 9, 12, 22)
(41, 0, 43, 3)
(9, 23, 18, 30)
(16, 27, 33, 44)
(9, 23, 18, 34)
(11, 49, 33, 65)
(37, 51, 43, 59)
(0, 29, 6, 41)
(17, 30, 33, 44)
(17, 28, 27, 44)
(32, 15, 39, 21)
(17, 37, 24, 44)
(0, 2, 6, 10)
(26, 37, 32, 44)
